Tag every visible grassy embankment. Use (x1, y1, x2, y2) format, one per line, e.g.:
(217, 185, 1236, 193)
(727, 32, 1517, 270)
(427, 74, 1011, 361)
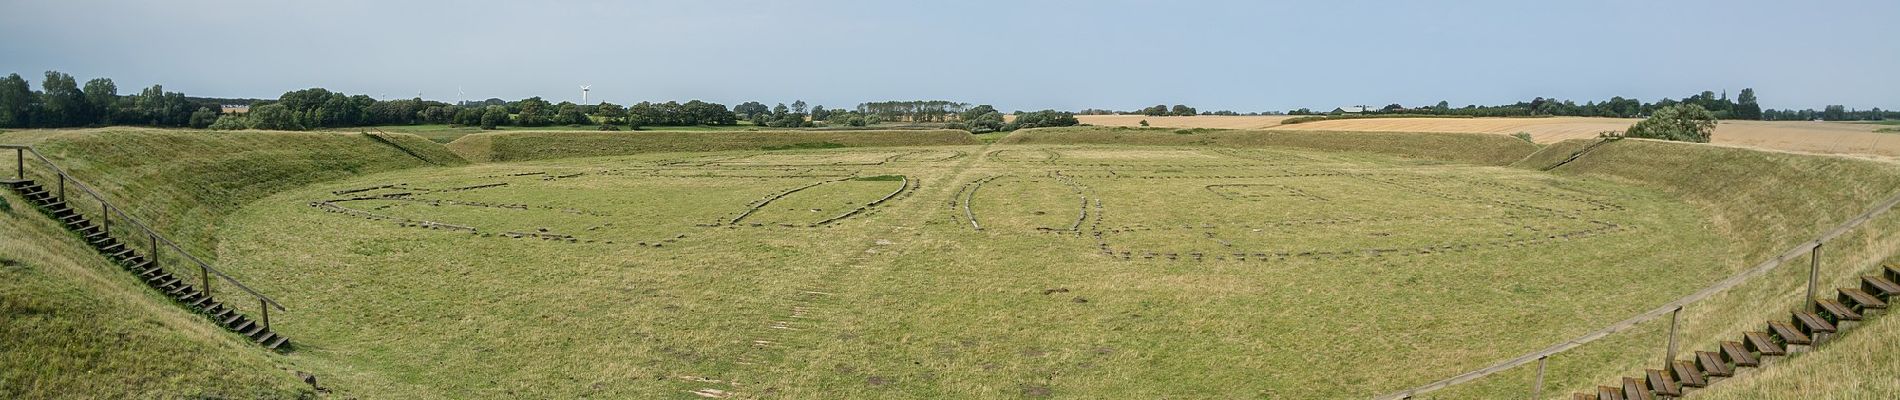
(0, 127, 463, 398)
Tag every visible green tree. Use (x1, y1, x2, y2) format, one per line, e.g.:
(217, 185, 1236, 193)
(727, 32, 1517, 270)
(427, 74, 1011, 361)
(188, 107, 218, 129)
(1823, 105, 1847, 121)
(515, 97, 552, 126)
(966, 111, 1005, 133)
(479, 106, 508, 129)
(734, 101, 769, 119)
(40, 71, 88, 127)
(1624, 104, 1716, 142)
(960, 104, 998, 121)
(0, 73, 32, 128)
(247, 103, 302, 130)
(553, 102, 589, 125)
(1734, 88, 1761, 120)
(82, 78, 117, 125)
(1169, 104, 1196, 116)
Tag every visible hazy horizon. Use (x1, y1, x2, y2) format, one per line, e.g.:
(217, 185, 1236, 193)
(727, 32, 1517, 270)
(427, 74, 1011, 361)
(3, 0, 1895, 112)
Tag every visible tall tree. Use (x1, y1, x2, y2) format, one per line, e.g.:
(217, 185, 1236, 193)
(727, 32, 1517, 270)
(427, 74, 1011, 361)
(0, 73, 32, 128)
(82, 78, 118, 125)
(1734, 88, 1762, 120)
(40, 71, 88, 127)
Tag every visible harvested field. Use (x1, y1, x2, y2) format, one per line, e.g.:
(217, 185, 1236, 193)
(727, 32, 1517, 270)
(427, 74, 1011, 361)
(1074, 115, 1296, 129)
(1267, 117, 1900, 158)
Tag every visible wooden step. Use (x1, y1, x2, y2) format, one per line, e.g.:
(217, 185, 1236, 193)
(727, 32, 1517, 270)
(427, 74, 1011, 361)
(1645, 369, 1681, 397)
(1768, 320, 1812, 345)
(230, 318, 255, 332)
(1622, 377, 1652, 400)
(1886, 264, 1899, 282)
(1840, 288, 1887, 309)
(1671, 360, 1707, 387)
(222, 313, 246, 326)
(1817, 298, 1864, 321)
(1793, 310, 1838, 334)
(263, 335, 290, 350)
(1744, 331, 1786, 356)
(1696, 351, 1733, 377)
(1866, 275, 1900, 297)
(241, 323, 266, 336)
(1596, 385, 1623, 400)
(1721, 341, 1760, 367)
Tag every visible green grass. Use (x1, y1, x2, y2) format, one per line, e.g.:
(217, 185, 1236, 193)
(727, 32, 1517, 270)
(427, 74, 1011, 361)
(1692, 306, 1900, 398)
(206, 143, 1753, 398)
(1, 180, 309, 398)
(445, 129, 979, 162)
(6, 128, 1900, 398)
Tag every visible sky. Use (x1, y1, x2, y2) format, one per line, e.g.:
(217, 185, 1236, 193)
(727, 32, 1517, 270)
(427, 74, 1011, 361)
(3, 0, 1896, 112)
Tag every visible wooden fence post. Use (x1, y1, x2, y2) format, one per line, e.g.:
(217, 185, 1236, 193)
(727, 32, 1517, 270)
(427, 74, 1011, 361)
(260, 298, 271, 331)
(1807, 243, 1821, 312)
(1665, 306, 1681, 366)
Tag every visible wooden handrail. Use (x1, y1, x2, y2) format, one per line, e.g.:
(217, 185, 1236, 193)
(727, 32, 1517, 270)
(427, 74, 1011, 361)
(1375, 187, 1900, 399)
(3, 144, 286, 312)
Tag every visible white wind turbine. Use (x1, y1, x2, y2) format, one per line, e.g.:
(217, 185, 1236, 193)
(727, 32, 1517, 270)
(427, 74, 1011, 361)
(580, 85, 591, 104)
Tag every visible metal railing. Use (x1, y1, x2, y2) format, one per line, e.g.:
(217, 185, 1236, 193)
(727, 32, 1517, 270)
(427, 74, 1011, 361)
(5, 144, 286, 329)
(1377, 186, 1900, 399)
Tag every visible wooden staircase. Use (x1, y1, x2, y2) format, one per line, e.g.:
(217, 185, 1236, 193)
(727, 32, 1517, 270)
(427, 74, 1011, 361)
(1573, 264, 1898, 399)
(5, 179, 289, 350)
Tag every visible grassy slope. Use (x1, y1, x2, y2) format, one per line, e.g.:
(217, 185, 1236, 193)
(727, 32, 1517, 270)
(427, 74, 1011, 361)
(0, 127, 462, 257)
(998, 126, 1540, 166)
(0, 186, 309, 398)
(444, 129, 980, 162)
(1428, 138, 1900, 397)
(1692, 310, 1900, 398)
(0, 127, 459, 398)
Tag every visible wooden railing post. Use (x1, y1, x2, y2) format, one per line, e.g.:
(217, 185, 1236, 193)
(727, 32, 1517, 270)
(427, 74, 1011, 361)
(1807, 243, 1822, 312)
(1665, 306, 1681, 366)
(14, 148, 21, 180)
(200, 265, 212, 301)
(57, 175, 65, 200)
(260, 298, 271, 331)
(101, 202, 109, 233)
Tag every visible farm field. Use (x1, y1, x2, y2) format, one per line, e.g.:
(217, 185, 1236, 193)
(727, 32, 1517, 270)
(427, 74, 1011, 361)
(1266, 117, 1900, 158)
(206, 142, 1756, 398)
(1074, 115, 1295, 129)
(1082, 115, 1900, 159)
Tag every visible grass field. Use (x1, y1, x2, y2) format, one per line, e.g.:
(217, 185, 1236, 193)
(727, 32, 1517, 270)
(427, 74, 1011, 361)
(207, 140, 1762, 398)
(7, 127, 1900, 398)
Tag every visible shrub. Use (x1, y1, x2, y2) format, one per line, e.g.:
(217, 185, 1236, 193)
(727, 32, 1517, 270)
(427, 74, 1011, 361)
(1139, 120, 1149, 127)
(479, 106, 508, 130)
(1512, 132, 1534, 143)
(206, 114, 251, 130)
(1624, 104, 1716, 143)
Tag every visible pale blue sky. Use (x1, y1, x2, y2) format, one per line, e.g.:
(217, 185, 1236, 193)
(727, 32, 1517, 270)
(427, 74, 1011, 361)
(3, 0, 1894, 111)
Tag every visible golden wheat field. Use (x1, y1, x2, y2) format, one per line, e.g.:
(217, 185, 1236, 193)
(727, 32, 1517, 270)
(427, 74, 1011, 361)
(1082, 115, 1900, 159)
(1072, 115, 1295, 129)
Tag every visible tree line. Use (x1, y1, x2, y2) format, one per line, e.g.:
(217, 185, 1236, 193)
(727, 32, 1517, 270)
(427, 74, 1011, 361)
(0, 71, 229, 129)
